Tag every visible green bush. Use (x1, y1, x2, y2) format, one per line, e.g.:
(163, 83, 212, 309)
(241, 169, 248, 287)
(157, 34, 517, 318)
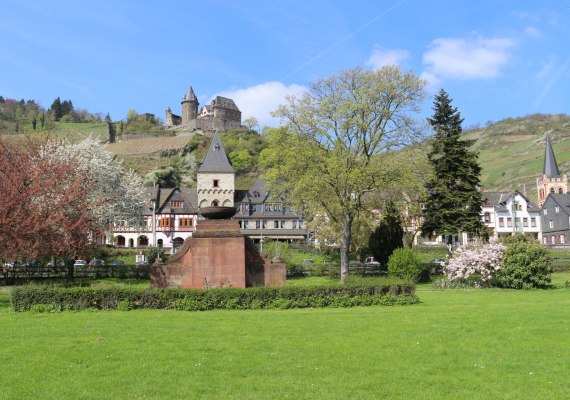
(11, 284, 418, 312)
(387, 248, 422, 281)
(494, 240, 552, 289)
(565, 280, 570, 288)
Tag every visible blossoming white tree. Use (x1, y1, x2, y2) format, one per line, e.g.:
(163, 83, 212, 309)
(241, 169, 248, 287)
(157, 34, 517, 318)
(445, 241, 505, 282)
(40, 136, 146, 231)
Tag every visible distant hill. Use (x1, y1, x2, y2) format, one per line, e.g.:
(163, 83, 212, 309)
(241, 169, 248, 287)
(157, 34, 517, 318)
(4, 109, 570, 200)
(463, 113, 570, 202)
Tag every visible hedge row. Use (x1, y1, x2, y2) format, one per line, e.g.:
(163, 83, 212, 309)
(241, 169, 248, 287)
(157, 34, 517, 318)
(11, 284, 418, 312)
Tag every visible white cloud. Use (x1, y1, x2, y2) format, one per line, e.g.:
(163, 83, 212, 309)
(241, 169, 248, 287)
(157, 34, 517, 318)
(422, 36, 515, 81)
(366, 46, 410, 69)
(216, 81, 307, 127)
(524, 26, 542, 38)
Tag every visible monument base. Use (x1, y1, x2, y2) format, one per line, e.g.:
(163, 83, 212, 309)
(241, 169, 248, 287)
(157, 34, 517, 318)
(150, 219, 286, 289)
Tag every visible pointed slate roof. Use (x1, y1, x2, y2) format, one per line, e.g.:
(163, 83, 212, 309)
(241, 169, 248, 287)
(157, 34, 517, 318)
(197, 131, 235, 173)
(544, 132, 561, 178)
(182, 86, 197, 102)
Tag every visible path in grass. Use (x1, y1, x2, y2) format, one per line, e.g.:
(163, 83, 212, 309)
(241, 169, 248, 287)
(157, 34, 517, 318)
(1, 277, 569, 399)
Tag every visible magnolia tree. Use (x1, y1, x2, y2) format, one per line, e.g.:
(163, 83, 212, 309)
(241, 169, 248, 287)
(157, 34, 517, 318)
(445, 241, 505, 282)
(40, 137, 146, 230)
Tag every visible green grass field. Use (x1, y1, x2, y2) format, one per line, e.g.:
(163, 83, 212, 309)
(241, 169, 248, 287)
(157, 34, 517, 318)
(1, 274, 569, 399)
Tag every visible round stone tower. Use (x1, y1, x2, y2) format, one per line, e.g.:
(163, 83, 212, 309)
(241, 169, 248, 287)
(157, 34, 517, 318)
(181, 86, 199, 126)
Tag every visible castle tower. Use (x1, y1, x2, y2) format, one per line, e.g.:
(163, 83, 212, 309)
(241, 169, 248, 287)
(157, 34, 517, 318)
(197, 131, 235, 209)
(181, 86, 199, 126)
(537, 132, 567, 207)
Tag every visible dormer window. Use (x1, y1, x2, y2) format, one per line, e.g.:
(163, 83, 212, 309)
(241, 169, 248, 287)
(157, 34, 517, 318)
(213, 179, 219, 188)
(171, 201, 183, 208)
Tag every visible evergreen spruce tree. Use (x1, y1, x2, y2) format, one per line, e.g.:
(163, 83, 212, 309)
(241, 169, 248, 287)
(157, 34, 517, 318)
(368, 201, 404, 266)
(421, 89, 483, 244)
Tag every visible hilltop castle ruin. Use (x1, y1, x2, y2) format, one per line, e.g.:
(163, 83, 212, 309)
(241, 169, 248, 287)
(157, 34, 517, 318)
(165, 86, 242, 132)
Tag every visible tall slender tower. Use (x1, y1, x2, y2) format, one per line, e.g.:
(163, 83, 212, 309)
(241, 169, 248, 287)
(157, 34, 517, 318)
(537, 132, 567, 207)
(181, 86, 199, 126)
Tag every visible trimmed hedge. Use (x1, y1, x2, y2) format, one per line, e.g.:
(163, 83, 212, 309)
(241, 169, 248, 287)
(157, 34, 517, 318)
(11, 284, 418, 312)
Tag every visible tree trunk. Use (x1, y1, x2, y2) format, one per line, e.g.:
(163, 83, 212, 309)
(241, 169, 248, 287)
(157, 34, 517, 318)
(340, 211, 353, 284)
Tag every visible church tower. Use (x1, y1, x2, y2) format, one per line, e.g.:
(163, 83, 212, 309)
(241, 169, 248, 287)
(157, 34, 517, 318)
(197, 131, 235, 209)
(537, 132, 567, 207)
(181, 86, 199, 126)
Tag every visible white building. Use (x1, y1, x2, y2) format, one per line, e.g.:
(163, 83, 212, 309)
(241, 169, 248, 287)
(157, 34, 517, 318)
(481, 191, 541, 239)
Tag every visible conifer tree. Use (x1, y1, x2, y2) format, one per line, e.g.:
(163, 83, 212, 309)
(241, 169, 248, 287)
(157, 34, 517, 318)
(368, 201, 404, 266)
(421, 89, 483, 244)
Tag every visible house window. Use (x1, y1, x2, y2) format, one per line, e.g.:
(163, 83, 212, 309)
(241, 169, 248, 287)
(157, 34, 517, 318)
(264, 203, 270, 211)
(531, 218, 536, 227)
(179, 218, 193, 227)
(158, 218, 172, 228)
(280, 220, 285, 228)
(274, 220, 279, 228)
(561, 235, 566, 244)
(484, 212, 491, 223)
(171, 201, 183, 208)
(556, 206, 560, 213)
(551, 235, 556, 244)
(243, 220, 248, 229)
(507, 218, 512, 227)
(559, 188, 564, 194)
(256, 220, 261, 229)
(543, 237, 548, 245)
(499, 217, 504, 227)
(262, 220, 267, 229)
(212, 200, 219, 207)
(544, 209, 548, 215)
(549, 220, 554, 228)
(292, 220, 298, 229)
(213, 180, 219, 188)
(523, 217, 528, 227)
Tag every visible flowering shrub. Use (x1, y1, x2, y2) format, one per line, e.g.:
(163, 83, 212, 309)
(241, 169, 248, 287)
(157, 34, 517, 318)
(445, 241, 506, 283)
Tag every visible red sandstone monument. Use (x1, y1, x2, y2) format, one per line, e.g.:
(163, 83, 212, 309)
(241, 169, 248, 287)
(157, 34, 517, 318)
(150, 131, 286, 289)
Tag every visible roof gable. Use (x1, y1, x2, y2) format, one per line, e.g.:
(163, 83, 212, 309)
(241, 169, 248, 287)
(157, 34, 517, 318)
(197, 131, 235, 174)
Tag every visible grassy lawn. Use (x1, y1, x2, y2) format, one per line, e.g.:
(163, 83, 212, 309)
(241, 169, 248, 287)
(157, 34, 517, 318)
(1, 276, 569, 399)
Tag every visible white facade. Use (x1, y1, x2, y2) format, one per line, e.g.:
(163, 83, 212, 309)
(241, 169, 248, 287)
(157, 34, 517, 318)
(110, 212, 198, 253)
(483, 191, 541, 239)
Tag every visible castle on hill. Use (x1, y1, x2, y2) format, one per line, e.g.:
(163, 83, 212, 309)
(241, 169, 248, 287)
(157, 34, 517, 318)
(165, 86, 242, 132)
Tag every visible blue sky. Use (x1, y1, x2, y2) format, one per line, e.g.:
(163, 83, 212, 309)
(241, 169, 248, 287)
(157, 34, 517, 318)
(1, 0, 569, 128)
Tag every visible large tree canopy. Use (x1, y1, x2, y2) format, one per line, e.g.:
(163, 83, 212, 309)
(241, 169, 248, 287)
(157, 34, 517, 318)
(0, 137, 94, 261)
(421, 89, 483, 242)
(262, 66, 426, 282)
(41, 136, 147, 230)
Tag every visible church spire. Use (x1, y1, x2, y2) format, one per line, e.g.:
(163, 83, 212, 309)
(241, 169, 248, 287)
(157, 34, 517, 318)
(543, 132, 561, 178)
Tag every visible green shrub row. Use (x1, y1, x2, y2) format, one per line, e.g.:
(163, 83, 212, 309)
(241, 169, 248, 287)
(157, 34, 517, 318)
(11, 284, 418, 312)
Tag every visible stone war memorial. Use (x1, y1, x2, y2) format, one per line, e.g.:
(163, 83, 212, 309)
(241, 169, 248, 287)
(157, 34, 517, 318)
(150, 131, 286, 288)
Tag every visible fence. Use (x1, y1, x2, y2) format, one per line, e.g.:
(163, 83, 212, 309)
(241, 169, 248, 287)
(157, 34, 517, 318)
(1, 265, 150, 285)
